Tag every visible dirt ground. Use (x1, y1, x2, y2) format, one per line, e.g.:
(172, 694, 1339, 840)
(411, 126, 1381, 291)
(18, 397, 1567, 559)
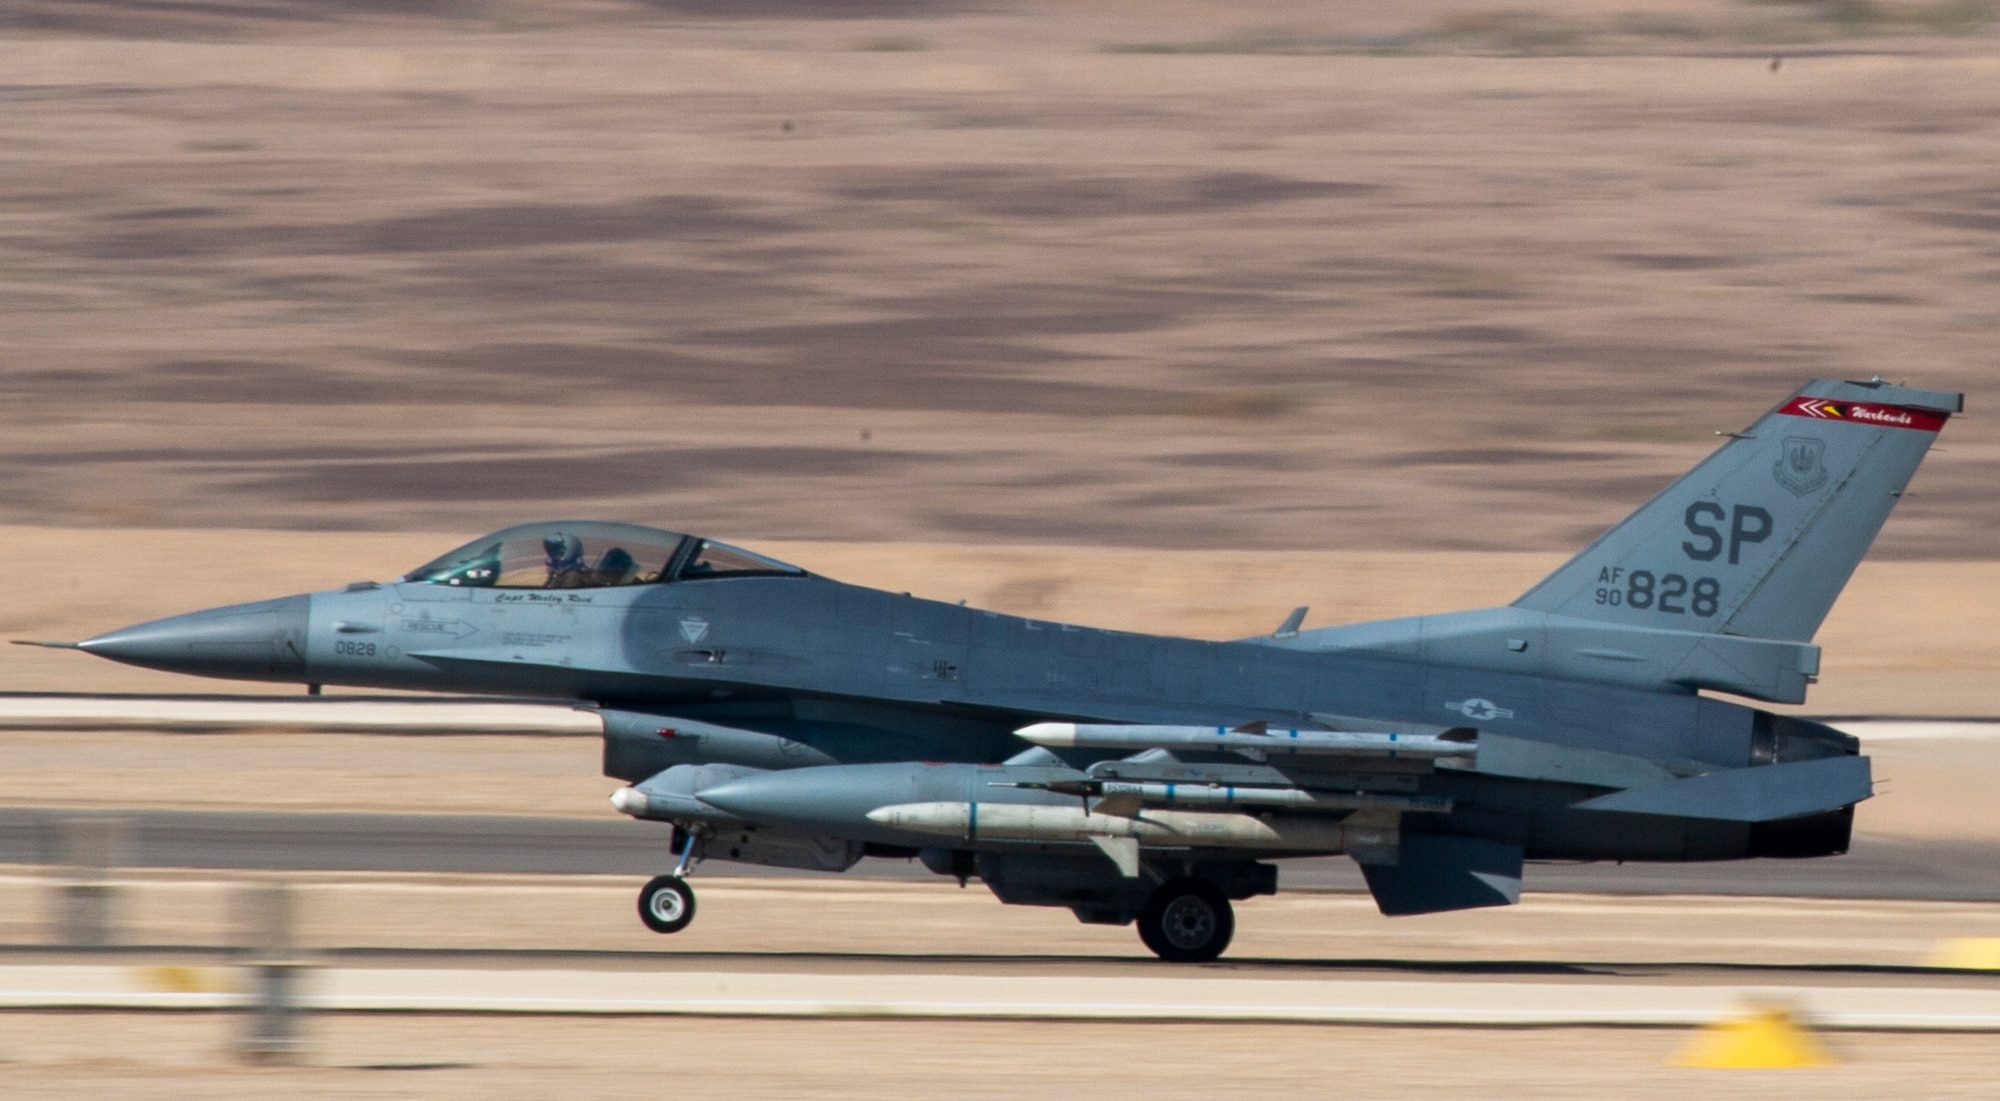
(6, 871, 2000, 1101)
(0, 0, 1994, 556)
(6, 1013, 2000, 1101)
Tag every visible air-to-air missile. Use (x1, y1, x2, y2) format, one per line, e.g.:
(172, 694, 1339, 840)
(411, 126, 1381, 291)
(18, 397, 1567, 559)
(994, 779, 1452, 815)
(1014, 721, 1477, 761)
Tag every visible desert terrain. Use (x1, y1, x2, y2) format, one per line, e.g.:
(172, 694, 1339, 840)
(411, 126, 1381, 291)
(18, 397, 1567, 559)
(0, 0, 1994, 555)
(5, 1014, 1999, 1100)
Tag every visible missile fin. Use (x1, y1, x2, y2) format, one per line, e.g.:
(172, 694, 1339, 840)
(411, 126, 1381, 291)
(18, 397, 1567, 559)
(1088, 834, 1141, 878)
(1273, 606, 1308, 639)
(1090, 792, 1144, 818)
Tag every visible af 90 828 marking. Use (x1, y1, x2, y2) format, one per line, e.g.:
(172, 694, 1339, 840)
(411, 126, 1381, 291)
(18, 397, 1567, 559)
(1595, 570, 1720, 616)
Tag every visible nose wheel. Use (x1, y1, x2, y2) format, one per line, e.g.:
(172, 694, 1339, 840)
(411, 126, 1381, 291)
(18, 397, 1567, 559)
(638, 875, 696, 934)
(1137, 877, 1233, 963)
(637, 826, 701, 934)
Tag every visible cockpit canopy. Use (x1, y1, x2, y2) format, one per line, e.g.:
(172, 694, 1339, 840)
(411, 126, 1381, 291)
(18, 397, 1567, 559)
(402, 521, 805, 590)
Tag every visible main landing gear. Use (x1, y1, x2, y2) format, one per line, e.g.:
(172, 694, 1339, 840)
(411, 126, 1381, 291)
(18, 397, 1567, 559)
(632, 828, 1241, 963)
(638, 829, 700, 935)
(1136, 877, 1234, 963)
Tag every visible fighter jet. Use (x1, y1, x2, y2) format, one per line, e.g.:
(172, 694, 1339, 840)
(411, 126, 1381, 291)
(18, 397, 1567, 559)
(34, 378, 1961, 961)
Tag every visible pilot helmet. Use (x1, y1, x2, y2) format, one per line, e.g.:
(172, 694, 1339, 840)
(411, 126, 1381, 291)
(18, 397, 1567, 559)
(543, 532, 583, 564)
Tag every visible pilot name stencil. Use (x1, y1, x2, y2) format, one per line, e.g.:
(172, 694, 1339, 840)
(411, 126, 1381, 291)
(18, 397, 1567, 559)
(496, 592, 596, 605)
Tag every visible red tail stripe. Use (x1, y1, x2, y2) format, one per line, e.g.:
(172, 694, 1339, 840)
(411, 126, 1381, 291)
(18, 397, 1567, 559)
(1776, 397, 1949, 432)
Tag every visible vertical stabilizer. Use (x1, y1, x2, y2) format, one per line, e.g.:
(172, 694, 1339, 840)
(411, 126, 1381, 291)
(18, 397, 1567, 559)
(1513, 379, 1960, 643)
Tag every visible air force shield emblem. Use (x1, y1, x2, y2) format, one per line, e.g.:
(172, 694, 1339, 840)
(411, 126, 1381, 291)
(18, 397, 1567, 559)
(1773, 436, 1827, 496)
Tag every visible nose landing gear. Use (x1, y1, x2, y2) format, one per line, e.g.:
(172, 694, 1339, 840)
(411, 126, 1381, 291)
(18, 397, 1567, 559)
(638, 874, 696, 933)
(637, 826, 701, 935)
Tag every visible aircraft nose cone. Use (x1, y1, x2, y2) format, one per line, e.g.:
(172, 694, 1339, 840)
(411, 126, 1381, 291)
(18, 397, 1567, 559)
(78, 595, 310, 681)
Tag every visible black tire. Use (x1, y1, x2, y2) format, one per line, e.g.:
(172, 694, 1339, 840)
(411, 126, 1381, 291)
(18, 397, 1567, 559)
(638, 875, 697, 934)
(1137, 877, 1234, 963)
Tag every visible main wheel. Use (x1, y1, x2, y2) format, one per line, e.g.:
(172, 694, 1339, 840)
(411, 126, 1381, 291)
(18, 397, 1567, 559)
(1137, 877, 1234, 963)
(638, 875, 697, 934)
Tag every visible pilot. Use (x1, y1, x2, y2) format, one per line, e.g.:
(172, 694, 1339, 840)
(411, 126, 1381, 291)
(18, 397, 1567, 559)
(543, 532, 588, 588)
(593, 546, 639, 586)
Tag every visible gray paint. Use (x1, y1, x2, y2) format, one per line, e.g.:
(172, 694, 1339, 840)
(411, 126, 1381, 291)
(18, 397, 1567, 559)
(1360, 835, 1524, 917)
(1573, 754, 1874, 822)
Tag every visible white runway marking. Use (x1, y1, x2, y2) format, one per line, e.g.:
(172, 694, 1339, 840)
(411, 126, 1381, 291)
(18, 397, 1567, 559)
(0, 695, 599, 734)
(6, 965, 2000, 1029)
(1837, 720, 2000, 741)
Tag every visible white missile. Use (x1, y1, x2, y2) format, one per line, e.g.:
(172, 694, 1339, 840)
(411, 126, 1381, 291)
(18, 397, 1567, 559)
(1013, 721, 1475, 759)
(997, 779, 1452, 816)
(864, 801, 1396, 854)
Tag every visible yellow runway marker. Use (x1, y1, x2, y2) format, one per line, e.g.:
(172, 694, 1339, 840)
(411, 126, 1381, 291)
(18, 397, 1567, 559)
(1673, 1004, 1836, 1069)
(134, 966, 233, 995)
(1925, 938, 2000, 970)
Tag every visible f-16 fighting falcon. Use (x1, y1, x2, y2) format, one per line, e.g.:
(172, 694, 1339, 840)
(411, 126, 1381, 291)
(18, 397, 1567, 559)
(33, 379, 1962, 961)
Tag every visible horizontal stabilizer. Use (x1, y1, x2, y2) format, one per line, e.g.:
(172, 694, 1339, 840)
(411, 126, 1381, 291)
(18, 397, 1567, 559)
(1360, 835, 1524, 916)
(1571, 754, 1870, 822)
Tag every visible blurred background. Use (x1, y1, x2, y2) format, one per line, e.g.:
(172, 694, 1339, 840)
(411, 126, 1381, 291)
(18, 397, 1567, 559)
(2, 0, 1994, 552)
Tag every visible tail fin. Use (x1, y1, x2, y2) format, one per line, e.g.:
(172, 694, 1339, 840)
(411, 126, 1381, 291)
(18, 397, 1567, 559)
(1513, 379, 1961, 643)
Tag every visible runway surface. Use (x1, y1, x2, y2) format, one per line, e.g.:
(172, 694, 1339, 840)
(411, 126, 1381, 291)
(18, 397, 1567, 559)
(0, 692, 598, 734)
(10, 962, 2000, 1027)
(3, 806, 1998, 899)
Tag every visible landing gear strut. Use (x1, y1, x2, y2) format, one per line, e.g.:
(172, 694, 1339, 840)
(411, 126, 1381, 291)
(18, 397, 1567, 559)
(1136, 877, 1234, 963)
(637, 827, 701, 935)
